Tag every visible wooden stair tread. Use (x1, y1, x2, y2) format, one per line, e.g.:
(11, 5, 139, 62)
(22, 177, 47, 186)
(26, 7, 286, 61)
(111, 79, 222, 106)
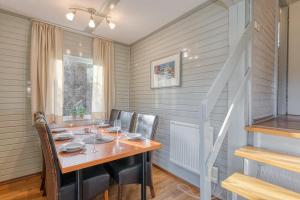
(246, 125, 300, 139)
(235, 146, 300, 173)
(222, 173, 300, 200)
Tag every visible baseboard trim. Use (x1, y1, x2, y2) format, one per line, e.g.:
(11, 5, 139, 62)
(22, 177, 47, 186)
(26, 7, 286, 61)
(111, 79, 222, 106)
(0, 172, 41, 186)
(252, 115, 275, 124)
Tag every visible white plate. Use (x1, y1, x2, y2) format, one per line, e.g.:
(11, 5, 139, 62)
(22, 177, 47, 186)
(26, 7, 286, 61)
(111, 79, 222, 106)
(59, 142, 85, 153)
(53, 133, 74, 141)
(72, 130, 86, 135)
(98, 124, 110, 128)
(106, 127, 120, 132)
(52, 128, 66, 133)
(127, 133, 143, 140)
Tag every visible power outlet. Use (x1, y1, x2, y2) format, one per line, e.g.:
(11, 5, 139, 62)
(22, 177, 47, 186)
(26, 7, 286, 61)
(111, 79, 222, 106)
(211, 166, 219, 184)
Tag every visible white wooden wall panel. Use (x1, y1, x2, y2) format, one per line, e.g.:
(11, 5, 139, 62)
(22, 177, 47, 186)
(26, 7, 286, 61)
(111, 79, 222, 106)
(0, 13, 130, 182)
(288, 1, 300, 115)
(0, 12, 42, 182)
(130, 2, 229, 194)
(115, 43, 130, 110)
(252, 0, 276, 119)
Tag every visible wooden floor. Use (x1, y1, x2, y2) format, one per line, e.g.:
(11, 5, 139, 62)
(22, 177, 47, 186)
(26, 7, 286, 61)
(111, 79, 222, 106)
(0, 166, 201, 200)
(254, 115, 300, 131)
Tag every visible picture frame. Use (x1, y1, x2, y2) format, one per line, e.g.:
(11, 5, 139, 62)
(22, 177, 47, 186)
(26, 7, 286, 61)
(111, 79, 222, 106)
(150, 53, 181, 89)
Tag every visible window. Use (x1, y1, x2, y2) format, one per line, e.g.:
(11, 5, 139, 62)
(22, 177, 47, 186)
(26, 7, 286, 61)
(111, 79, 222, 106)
(63, 55, 93, 120)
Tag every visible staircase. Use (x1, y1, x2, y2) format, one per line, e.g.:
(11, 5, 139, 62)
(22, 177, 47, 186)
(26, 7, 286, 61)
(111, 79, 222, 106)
(198, 1, 300, 200)
(222, 122, 300, 199)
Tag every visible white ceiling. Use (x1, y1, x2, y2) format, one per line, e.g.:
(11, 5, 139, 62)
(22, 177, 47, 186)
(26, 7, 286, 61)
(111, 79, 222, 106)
(0, 0, 208, 44)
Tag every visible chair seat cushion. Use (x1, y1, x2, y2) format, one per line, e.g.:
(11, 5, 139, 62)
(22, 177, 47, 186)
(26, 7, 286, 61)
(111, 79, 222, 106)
(59, 165, 109, 200)
(105, 156, 152, 185)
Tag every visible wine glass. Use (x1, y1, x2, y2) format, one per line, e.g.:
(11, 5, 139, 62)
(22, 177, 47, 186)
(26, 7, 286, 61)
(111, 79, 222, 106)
(114, 119, 122, 140)
(90, 119, 98, 153)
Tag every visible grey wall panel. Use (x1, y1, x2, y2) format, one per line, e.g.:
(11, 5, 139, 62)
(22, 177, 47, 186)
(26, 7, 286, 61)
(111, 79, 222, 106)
(129, 2, 229, 196)
(115, 43, 130, 111)
(0, 12, 42, 182)
(0, 13, 130, 182)
(252, 0, 276, 119)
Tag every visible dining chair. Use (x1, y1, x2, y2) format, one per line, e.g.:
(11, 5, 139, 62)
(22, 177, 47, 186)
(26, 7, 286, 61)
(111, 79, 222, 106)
(119, 111, 136, 132)
(34, 117, 110, 200)
(105, 114, 159, 200)
(109, 109, 121, 123)
(33, 111, 47, 194)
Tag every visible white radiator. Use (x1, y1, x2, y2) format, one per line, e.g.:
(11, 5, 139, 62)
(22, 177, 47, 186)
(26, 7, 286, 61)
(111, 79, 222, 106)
(170, 121, 200, 174)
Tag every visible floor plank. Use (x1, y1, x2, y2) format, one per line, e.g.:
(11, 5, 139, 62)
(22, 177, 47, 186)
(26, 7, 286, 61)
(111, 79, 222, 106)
(0, 166, 200, 200)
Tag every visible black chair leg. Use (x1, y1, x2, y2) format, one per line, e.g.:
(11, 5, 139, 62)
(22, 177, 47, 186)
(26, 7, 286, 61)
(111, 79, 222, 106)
(149, 165, 155, 198)
(118, 184, 122, 200)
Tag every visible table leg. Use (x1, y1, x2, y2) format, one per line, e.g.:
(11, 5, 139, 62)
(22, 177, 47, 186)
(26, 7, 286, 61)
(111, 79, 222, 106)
(76, 169, 83, 200)
(141, 152, 147, 200)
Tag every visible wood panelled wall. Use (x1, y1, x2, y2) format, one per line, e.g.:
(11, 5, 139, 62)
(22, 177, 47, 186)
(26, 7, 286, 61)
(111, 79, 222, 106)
(130, 2, 229, 196)
(252, 0, 277, 120)
(115, 43, 130, 111)
(0, 12, 130, 182)
(0, 13, 42, 181)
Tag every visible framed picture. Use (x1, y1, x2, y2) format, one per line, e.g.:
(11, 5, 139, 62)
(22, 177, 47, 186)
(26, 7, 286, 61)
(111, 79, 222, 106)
(150, 53, 181, 88)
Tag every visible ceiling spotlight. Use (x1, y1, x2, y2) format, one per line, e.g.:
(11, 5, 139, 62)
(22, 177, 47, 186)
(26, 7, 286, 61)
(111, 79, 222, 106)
(66, 7, 117, 30)
(66, 10, 75, 21)
(108, 22, 116, 29)
(106, 17, 116, 29)
(89, 15, 96, 28)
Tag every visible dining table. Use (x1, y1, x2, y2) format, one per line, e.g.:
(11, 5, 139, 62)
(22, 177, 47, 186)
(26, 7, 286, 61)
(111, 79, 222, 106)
(51, 125, 162, 200)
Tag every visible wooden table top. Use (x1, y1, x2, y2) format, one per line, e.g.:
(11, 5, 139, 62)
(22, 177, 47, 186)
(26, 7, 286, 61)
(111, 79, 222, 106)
(52, 126, 162, 174)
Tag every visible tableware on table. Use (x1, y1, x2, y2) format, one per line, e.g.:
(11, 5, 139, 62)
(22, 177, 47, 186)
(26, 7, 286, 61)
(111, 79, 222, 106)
(114, 120, 122, 140)
(106, 127, 119, 132)
(72, 129, 86, 135)
(59, 141, 85, 153)
(91, 124, 98, 153)
(127, 133, 144, 140)
(83, 134, 114, 144)
(52, 128, 66, 133)
(84, 127, 91, 133)
(53, 133, 74, 141)
(98, 123, 110, 128)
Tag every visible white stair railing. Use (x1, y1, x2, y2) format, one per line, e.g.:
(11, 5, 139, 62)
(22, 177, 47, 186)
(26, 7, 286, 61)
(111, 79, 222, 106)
(199, 23, 252, 200)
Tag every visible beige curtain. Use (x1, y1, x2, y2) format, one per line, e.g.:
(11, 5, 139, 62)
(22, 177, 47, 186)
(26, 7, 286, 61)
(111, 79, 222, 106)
(92, 38, 115, 119)
(31, 21, 64, 123)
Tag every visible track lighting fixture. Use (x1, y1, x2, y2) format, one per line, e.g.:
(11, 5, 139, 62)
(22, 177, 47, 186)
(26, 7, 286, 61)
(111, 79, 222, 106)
(66, 7, 116, 30)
